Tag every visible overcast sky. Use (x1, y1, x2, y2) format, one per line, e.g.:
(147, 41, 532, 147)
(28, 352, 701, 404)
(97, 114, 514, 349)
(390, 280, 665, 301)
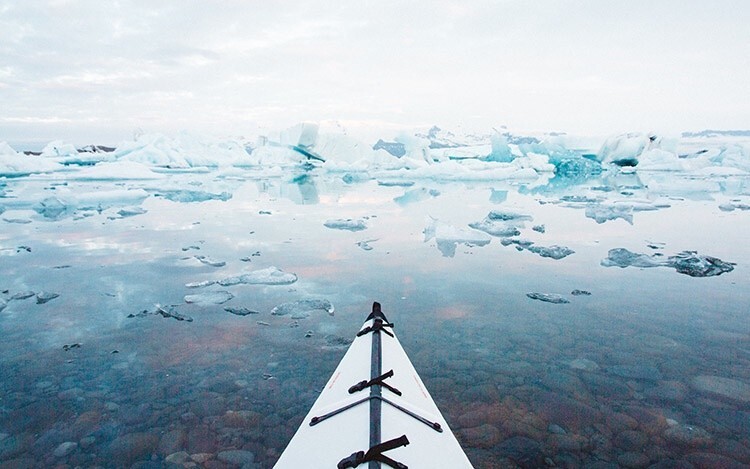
(1, 0, 749, 147)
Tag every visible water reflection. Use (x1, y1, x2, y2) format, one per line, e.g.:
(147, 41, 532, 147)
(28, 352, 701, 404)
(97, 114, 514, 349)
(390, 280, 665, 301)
(0, 169, 749, 467)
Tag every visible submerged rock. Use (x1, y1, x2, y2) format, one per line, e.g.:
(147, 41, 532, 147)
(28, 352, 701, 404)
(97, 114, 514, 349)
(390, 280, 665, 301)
(568, 358, 600, 372)
(526, 292, 570, 304)
(271, 299, 334, 318)
(691, 375, 750, 403)
(607, 364, 663, 381)
(664, 424, 713, 447)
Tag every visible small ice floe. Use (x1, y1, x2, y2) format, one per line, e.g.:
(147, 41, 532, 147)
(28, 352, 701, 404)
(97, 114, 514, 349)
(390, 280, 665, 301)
(34, 197, 71, 220)
(469, 210, 532, 238)
(184, 290, 234, 305)
(424, 216, 491, 257)
(10, 291, 35, 300)
(128, 304, 193, 321)
(526, 292, 570, 304)
(500, 238, 574, 260)
(356, 239, 378, 251)
(182, 245, 201, 251)
(155, 190, 232, 203)
(0, 298, 6, 312)
(185, 280, 215, 288)
(36, 292, 60, 304)
(195, 255, 226, 267)
(116, 207, 148, 218)
(393, 187, 440, 206)
(585, 204, 634, 224)
(3, 218, 32, 224)
(270, 299, 335, 319)
(571, 289, 592, 296)
(324, 218, 367, 231)
(527, 245, 575, 260)
(219, 266, 298, 286)
(719, 202, 750, 212)
(62, 343, 81, 351)
(602, 248, 735, 277)
(224, 307, 260, 316)
(532, 224, 546, 233)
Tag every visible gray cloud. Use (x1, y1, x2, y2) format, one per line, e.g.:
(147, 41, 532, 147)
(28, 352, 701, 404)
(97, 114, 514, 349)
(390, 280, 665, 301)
(1, 0, 749, 148)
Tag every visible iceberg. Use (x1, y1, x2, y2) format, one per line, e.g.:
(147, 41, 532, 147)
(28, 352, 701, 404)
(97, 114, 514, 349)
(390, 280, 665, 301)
(113, 132, 252, 168)
(597, 132, 677, 167)
(1, 142, 64, 176)
(155, 190, 231, 203)
(41, 140, 79, 158)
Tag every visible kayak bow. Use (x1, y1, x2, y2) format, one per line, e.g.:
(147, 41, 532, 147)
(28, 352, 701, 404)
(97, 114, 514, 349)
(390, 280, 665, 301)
(274, 302, 473, 468)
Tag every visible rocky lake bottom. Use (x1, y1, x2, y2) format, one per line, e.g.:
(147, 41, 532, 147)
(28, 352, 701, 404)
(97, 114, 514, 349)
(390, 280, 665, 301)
(1, 170, 749, 468)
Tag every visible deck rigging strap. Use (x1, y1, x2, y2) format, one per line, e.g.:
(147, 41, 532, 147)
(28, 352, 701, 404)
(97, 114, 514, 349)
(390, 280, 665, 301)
(349, 369, 403, 396)
(337, 434, 410, 469)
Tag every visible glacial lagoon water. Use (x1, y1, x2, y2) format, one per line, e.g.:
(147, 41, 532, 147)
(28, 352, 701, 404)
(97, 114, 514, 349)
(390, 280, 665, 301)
(1, 168, 749, 468)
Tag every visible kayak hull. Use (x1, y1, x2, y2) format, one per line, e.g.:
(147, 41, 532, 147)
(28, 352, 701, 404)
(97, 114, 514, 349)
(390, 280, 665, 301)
(274, 303, 472, 468)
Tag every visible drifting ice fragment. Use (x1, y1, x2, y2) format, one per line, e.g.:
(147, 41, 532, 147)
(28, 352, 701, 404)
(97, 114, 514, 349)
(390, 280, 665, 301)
(0, 298, 6, 312)
(128, 304, 193, 321)
(423, 217, 491, 257)
(601, 248, 666, 268)
(34, 197, 70, 219)
(356, 239, 377, 251)
(323, 218, 367, 231)
(36, 292, 60, 304)
(184, 290, 234, 305)
(116, 207, 148, 218)
(585, 204, 634, 224)
(527, 245, 575, 260)
(234, 266, 297, 285)
(157, 190, 231, 203)
(195, 255, 226, 267)
(394, 187, 440, 206)
(526, 293, 570, 304)
(11, 291, 35, 300)
(668, 251, 735, 277)
(185, 280, 215, 288)
(602, 248, 735, 277)
(270, 299, 335, 318)
(225, 307, 260, 316)
(468, 218, 521, 238)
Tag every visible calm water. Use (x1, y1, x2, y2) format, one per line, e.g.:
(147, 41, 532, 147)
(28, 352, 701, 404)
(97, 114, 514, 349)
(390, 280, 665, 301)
(1, 168, 749, 468)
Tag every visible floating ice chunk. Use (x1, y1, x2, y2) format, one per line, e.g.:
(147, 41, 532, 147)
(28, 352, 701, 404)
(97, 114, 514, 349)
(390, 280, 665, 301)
(423, 217, 491, 257)
(489, 189, 508, 203)
(195, 255, 226, 267)
(356, 239, 377, 251)
(527, 245, 575, 260)
(0, 298, 6, 312)
(227, 266, 298, 285)
(602, 248, 734, 277)
(501, 238, 534, 249)
(637, 149, 688, 171)
(11, 291, 35, 300)
(585, 204, 634, 224)
(571, 289, 592, 296)
(719, 202, 750, 212)
(36, 292, 60, 304)
(668, 251, 735, 277)
(394, 188, 440, 206)
(156, 190, 231, 203)
(324, 218, 367, 231)
(487, 210, 533, 222)
(270, 299, 335, 318)
(116, 207, 148, 218)
(185, 280, 216, 288)
(532, 225, 546, 233)
(526, 292, 570, 304)
(3, 218, 32, 224)
(224, 307, 259, 316)
(184, 290, 234, 305)
(468, 218, 521, 238)
(128, 304, 193, 321)
(34, 197, 70, 220)
(601, 248, 666, 268)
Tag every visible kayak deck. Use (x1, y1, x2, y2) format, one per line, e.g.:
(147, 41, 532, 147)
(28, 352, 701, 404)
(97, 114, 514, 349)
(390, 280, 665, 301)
(274, 302, 473, 468)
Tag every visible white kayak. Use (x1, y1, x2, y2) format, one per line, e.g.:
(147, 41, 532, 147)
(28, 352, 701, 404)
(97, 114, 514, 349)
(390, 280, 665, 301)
(275, 302, 473, 468)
